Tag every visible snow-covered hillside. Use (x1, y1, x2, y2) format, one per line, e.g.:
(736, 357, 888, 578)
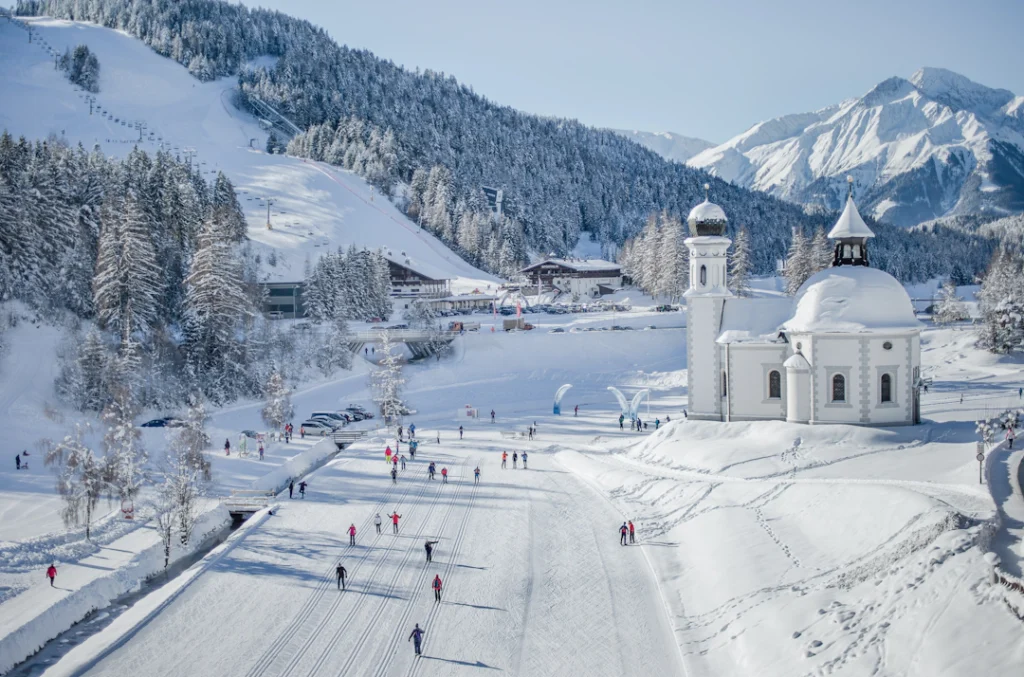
(0, 16, 496, 291)
(688, 67, 1024, 227)
(612, 129, 713, 163)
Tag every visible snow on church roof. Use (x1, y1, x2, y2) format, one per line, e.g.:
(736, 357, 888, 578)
(828, 196, 875, 239)
(687, 200, 728, 225)
(782, 267, 922, 334)
(716, 297, 793, 344)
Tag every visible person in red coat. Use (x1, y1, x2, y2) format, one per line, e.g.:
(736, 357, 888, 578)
(432, 574, 443, 603)
(628, 520, 636, 544)
(46, 563, 57, 587)
(347, 524, 357, 546)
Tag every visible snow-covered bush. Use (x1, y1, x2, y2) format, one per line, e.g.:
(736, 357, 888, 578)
(43, 424, 106, 541)
(934, 280, 970, 325)
(261, 369, 294, 430)
(370, 330, 406, 423)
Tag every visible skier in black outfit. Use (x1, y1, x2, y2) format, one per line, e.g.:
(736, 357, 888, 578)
(408, 624, 425, 656)
(15, 454, 20, 470)
(288, 480, 294, 499)
(391, 467, 398, 483)
(459, 426, 463, 440)
(425, 540, 438, 562)
(620, 522, 629, 545)
(428, 462, 436, 480)
(512, 452, 518, 469)
(336, 564, 347, 590)
(298, 481, 307, 498)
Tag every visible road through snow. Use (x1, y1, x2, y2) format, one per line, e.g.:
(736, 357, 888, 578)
(80, 433, 684, 676)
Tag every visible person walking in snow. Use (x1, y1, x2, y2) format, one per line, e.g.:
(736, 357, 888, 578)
(336, 564, 348, 590)
(391, 467, 398, 483)
(400, 455, 407, 470)
(636, 416, 643, 432)
(374, 513, 382, 535)
(575, 405, 579, 416)
(398, 425, 404, 440)
(428, 462, 436, 480)
(410, 423, 416, 438)
(628, 520, 636, 544)
(501, 451, 507, 469)
(619, 414, 624, 431)
(521, 452, 528, 469)
(259, 441, 265, 461)
(299, 481, 307, 499)
(15, 453, 20, 471)
(490, 409, 495, 423)
(620, 522, 629, 546)
(960, 393, 964, 404)
(408, 624, 425, 656)
(425, 540, 438, 563)
(348, 523, 357, 546)
(1007, 426, 1017, 449)
(441, 467, 448, 483)
(474, 466, 481, 483)
(432, 574, 443, 602)
(385, 446, 392, 464)
(300, 426, 306, 439)
(46, 563, 57, 587)
(436, 431, 440, 445)
(390, 511, 402, 534)
(512, 452, 518, 469)
(289, 480, 294, 499)
(459, 426, 464, 440)
(224, 438, 231, 456)
(1019, 386, 1022, 399)
(655, 418, 660, 430)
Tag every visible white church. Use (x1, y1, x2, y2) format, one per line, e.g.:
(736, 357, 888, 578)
(684, 186, 923, 426)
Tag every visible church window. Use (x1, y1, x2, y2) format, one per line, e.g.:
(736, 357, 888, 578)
(700, 265, 707, 286)
(881, 373, 892, 403)
(831, 374, 846, 402)
(721, 371, 727, 397)
(768, 370, 781, 399)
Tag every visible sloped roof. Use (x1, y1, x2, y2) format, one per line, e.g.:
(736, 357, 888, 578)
(521, 258, 621, 273)
(716, 297, 793, 344)
(782, 266, 922, 334)
(828, 196, 875, 239)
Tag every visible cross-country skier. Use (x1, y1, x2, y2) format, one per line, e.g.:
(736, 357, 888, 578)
(400, 455, 407, 470)
(391, 467, 398, 483)
(425, 540, 438, 562)
(259, 441, 264, 460)
(348, 523, 357, 546)
(501, 451, 507, 469)
(408, 624, 425, 656)
(512, 452, 518, 469)
(459, 426, 464, 440)
(490, 409, 495, 423)
(474, 467, 481, 483)
(655, 418, 660, 430)
(521, 452, 528, 469)
(432, 574, 443, 602)
(224, 438, 231, 455)
(336, 564, 347, 590)
(46, 563, 57, 587)
(410, 423, 416, 437)
(398, 425, 404, 440)
(428, 462, 436, 480)
(385, 446, 392, 464)
(619, 414, 624, 430)
(374, 514, 382, 534)
(620, 522, 629, 545)
(441, 467, 448, 483)
(575, 405, 578, 416)
(390, 511, 402, 534)
(436, 432, 440, 445)
(15, 453, 20, 470)
(629, 520, 636, 544)
(299, 481, 307, 498)
(289, 480, 294, 499)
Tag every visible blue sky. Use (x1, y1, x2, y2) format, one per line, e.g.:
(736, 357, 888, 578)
(238, 0, 1023, 143)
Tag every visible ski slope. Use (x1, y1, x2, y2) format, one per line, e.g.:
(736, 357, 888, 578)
(0, 16, 496, 291)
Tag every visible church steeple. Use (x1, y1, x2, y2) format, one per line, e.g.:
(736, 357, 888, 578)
(828, 177, 874, 267)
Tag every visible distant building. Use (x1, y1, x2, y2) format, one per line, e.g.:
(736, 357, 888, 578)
(386, 257, 450, 297)
(423, 293, 498, 313)
(519, 258, 622, 299)
(260, 281, 305, 319)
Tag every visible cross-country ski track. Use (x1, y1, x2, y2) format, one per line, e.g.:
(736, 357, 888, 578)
(78, 434, 685, 677)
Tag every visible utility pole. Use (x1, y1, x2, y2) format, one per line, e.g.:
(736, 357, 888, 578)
(261, 197, 276, 230)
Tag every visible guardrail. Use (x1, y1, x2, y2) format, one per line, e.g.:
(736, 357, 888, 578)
(223, 489, 275, 516)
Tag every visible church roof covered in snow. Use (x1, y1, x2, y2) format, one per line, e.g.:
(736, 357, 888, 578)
(687, 199, 728, 225)
(716, 297, 793, 344)
(782, 267, 922, 334)
(828, 195, 875, 240)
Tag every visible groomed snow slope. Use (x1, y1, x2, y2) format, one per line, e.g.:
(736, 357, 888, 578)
(0, 16, 497, 291)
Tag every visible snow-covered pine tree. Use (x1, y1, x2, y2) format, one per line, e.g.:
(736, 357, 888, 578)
(212, 172, 248, 242)
(261, 369, 294, 429)
(93, 193, 162, 345)
(77, 329, 110, 411)
(784, 227, 812, 296)
(177, 395, 212, 481)
(977, 250, 1024, 353)
(656, 213, 686, 301)
(101, 385, 148, 507)
(370, 330, 406, 423)
(729, 226, 752, 297)
(44, 424, 105, 540)
(934, 280, 969, 325)
(164, 431, 207, 547)
(810, 226, 832, 274)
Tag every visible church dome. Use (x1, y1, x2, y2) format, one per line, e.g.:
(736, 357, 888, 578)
(782, 267, 921, 334)
(687, 199, 728, 237)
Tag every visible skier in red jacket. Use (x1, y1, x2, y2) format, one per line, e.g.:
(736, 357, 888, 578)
(347, 523, 357, 546)
(432, 574, 443, 602)
(389, 512, 402, 534)
(46, 563, 57, 587)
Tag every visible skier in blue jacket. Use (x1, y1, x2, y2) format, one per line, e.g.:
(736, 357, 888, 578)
(408, 623, 425, 656)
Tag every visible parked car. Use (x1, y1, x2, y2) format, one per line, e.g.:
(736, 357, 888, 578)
(645, 325, 657, 330)
(140, 417, 173, 428)
(386, 324, 409, 330)
(310, 411, 348, 427)
(241, 429, 259, 439)
(343, 409, 367, 421)
(299, 420, 334, 436)
(346, 404, 373, 417)
(549, 327, 565, 333)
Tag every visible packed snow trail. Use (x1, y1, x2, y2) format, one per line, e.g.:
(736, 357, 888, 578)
(77, 434, 683, 676)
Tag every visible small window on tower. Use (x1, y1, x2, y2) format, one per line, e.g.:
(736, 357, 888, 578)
(700, 265, 707, 286)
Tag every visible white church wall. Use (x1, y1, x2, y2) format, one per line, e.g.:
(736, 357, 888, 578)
(687, 298, 725, 420)
(865, 334, 916, 425)
(809, 336, 864, 425)
(721, 344, 788, 421)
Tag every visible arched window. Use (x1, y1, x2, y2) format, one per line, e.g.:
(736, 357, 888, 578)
(721, 371, 728, 397)
(768, 370, 781, 399)
(700, 265, 707, 286)
(880, 373, 892, 403)
(832, 374, 846, 402)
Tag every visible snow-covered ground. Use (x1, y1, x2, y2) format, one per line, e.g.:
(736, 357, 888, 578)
(0, 16, 496, 292)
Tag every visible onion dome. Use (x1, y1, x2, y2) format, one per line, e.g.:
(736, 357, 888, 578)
(687, 183, 728, 237)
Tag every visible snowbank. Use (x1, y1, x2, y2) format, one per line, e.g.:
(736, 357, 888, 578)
(0, 505, 229, 676)
(40, 507, 275, 677)
(249, 437, 340, 495)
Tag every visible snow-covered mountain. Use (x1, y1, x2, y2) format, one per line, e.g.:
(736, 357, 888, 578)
(688, 68, 1024, 226)
(611, 129, 713, 163)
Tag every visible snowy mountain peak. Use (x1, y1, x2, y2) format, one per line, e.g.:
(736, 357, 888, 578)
(909, 67, 1015, 114)
(688, 68, 1024, 227)
(612, 129, 714, 163)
